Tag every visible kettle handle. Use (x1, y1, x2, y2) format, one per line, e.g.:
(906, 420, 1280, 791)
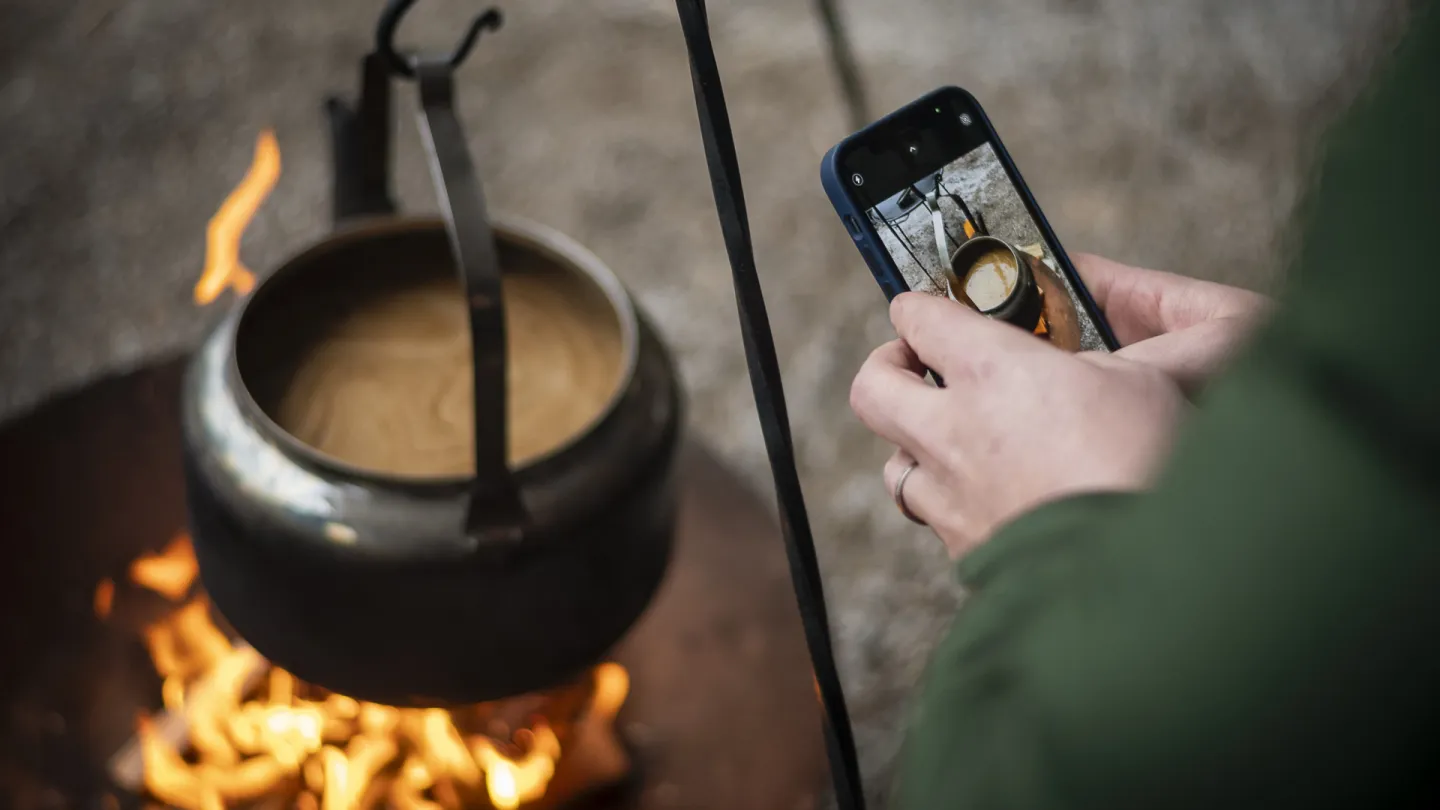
(325, 52, 398, 225)
(414, 60, 528, 540)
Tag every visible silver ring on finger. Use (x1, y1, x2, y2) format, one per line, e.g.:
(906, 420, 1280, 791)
(893, 460, 927, 526)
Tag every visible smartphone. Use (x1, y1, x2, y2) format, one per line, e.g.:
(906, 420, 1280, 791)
(822, 86, 1118, 353)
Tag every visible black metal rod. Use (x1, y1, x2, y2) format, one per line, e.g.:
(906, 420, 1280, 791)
(812, 0, 871, 130)
(673, 1, 867, 807)
(325, 52, 398, 224)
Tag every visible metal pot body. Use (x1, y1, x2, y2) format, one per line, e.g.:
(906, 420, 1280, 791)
(181, 216, 682, 707)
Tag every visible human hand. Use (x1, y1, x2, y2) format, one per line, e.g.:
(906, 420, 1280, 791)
(851, 293, 1187, 559)
(1075, 253, 1270, 393)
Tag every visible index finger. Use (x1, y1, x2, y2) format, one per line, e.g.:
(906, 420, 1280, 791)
(888, 292, 1051, 381)
(849, 338, 944, 457)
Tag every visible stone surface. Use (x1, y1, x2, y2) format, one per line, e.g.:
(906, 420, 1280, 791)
(0, 0, 1412, 803)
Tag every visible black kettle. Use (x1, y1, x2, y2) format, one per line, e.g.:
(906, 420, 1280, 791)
(179, 5, 682, 707)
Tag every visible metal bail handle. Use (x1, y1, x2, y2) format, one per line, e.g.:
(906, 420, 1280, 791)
(414, 59, 527, 540)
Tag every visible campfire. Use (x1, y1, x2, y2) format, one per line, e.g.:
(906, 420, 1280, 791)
(90, 131, 633, 810)
(98, 536, 631, 810)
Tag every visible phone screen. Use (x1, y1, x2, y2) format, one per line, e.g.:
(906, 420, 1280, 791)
(840, 91, 1111, 353)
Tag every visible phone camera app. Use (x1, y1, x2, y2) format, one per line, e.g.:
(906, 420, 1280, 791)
(860, 140, 1109, 353)
(959, 113, 973, 126)
(851, 173, 865, 187)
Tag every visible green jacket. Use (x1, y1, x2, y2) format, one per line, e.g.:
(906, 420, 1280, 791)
(896, 8, 1440, 809)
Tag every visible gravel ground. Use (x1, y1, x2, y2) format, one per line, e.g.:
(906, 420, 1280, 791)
(0, 0, 1413, 803)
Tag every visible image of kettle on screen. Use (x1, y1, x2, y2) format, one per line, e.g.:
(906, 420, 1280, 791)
(866, 144, 1098, 352)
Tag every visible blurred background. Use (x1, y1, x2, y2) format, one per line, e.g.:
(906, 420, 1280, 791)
(0, 0, 1413, 802)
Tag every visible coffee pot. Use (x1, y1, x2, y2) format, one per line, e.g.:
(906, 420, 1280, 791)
(180, 0, 682, 707)
(925, 184, 1044, 332)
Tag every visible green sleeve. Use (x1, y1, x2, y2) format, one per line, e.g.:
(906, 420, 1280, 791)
(896, 8, 1440, 810)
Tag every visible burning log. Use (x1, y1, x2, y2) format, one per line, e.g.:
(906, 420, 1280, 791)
(105, 535, 270, 793)
(106, 649, 632, 809)
(106, 643, 270, 793)
(107, 661, 631, 809)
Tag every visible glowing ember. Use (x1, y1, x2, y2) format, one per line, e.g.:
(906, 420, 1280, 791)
(101, 535, 630, 809)
(194, 130, 280, 305)
(94, 578, 115, 619)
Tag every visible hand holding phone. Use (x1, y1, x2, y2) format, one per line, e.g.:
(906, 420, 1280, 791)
(851, 290, 1185, 556)
(822, 86, 1118, 353)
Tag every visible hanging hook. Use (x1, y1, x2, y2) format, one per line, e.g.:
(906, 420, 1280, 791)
(376, 0, 503, 79)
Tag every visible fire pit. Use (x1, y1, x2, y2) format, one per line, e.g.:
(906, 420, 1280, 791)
(0, 4, 837, 807)
(0, 11, 828, 809)
(0, 357, 827, 809)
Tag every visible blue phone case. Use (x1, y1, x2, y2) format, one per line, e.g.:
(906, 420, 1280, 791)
(820, 86, 1119, 350)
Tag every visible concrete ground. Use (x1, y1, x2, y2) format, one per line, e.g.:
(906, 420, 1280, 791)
(0, 0, 1412, 803)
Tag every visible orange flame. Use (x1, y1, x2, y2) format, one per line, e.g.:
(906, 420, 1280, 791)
(129, 533, 199, 602)
(472, 724, 560, 810)
(195, 130, 280, 305)
(108, 533, 624, 809)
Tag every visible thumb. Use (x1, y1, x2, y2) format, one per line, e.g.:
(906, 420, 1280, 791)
(1075, 252, 1269, 346)
(1112, 317, 1256, 393)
